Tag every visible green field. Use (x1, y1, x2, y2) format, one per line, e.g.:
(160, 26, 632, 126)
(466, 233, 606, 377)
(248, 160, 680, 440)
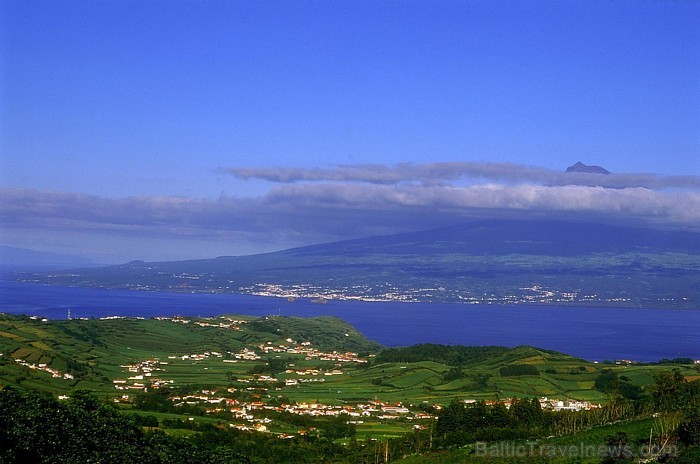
(1, 312, 698, 448)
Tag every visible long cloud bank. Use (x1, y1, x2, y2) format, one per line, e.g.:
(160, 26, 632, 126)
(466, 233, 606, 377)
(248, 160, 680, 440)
(3, 168, 700, 248)
(222, 162, 700, 190)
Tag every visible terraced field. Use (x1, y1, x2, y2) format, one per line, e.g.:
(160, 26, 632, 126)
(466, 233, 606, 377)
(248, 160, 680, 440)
(1, 312, 697, 440)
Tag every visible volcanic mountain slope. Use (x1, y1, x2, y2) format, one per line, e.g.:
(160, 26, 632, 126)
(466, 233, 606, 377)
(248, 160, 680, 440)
(19, 218, 700, 308)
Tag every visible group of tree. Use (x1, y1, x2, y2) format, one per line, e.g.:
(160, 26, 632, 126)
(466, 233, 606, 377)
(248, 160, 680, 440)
(498, 364, 540, 377)
(435, 397, 547, 446)
(0, 386, 249, 464)
(375, 343, 508, 365)
(0, 386, 386, 463)
(594, 370, 644, 400)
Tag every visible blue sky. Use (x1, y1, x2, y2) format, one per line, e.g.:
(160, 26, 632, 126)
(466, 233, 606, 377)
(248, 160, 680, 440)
(1, 0, 699, 263)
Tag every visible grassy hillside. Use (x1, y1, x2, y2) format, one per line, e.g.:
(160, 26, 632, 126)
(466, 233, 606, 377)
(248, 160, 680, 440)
(0, 313, 381, 395)
(1, 313, 699, 462)
(1, 313, 696, 404)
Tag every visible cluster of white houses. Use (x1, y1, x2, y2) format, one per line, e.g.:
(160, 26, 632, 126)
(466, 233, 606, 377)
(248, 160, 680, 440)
(538, 397, 600, 411)
(240, 281, 692, 307)
(111, 334, 369, 392)
(12, 357, 74, 380)
(170, 389, 433, 424)
(156, 316, 250, 330)
(113, 358, 173, 391)
(242, 282, 420, 302)
(258, 339, 368, 363)
(463, 397, 600, 412)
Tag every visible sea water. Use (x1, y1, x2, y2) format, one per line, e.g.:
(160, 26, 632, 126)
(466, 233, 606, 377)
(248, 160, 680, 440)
(1, 280, 698, 362)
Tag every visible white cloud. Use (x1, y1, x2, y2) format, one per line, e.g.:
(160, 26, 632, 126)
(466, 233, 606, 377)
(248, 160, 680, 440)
(3, 161, 700, 260)
(221, 161, 700, 190)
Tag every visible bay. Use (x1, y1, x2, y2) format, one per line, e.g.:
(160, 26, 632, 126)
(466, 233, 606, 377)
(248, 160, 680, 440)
(1, 280, 698, 362)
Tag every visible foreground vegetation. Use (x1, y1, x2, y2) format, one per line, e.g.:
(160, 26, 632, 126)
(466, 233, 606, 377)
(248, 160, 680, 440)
(1, 313, 699, 463)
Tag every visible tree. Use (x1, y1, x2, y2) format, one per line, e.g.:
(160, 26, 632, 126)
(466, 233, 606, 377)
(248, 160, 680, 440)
(510, 397, 544, 429)
(601, 432, 633, 464)
(435, 399, 466, 438)
(679, 406, 700, 445)
(442, 366, 464, 382)
(594, 370, 619, 393)
(489, 402, 510, 428)
(652, 369, 688, 411)
(0, 387, 158, 464)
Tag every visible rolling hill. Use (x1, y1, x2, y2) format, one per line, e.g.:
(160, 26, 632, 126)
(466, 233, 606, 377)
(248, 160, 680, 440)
(3, 312, 692, 404)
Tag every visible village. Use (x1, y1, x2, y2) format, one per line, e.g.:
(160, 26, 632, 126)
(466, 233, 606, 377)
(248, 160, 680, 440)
(167, 392, 433, 435)
(103, 315, 605, 438)
(107, 317, 437, 436)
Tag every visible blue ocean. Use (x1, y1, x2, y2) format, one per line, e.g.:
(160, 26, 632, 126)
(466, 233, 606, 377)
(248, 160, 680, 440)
(1, 280, 698, 362)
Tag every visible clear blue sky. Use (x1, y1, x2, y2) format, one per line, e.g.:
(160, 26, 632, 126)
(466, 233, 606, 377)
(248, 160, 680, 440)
(1, 0, 699, 262)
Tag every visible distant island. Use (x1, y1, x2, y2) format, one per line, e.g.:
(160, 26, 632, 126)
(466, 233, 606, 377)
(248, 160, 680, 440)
(13, 218, 700, 309)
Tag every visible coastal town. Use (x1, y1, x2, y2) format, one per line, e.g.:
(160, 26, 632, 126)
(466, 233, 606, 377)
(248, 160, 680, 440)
(239, 281, 678, 307)
(37, 268, 689, 308)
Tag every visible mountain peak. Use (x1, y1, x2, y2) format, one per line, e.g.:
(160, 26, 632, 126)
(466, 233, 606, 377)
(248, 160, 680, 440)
(565, 161, 611, 174)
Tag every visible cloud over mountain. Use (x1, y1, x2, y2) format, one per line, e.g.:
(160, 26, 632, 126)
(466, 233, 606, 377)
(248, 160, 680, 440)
(222, 162, 700, 190)
(3, 161, 700, 257)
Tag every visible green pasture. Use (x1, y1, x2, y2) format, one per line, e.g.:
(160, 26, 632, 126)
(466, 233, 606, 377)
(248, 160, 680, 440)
(1, 312, 698, 443)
